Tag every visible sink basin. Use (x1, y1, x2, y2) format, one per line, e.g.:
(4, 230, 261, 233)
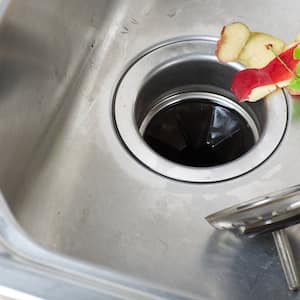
(2, 1, 300, 299)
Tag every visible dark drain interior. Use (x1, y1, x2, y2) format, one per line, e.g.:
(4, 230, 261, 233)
(135, 57, 267, 168)
(143, 99, 255, 167)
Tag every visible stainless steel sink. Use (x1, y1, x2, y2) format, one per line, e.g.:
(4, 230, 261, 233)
(1, 0, 300, 299)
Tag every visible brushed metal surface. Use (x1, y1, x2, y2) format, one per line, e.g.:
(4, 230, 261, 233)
(1, 1, 300, 299)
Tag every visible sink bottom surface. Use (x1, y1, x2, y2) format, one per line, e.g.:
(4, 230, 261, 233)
(4, 1, 300, 299)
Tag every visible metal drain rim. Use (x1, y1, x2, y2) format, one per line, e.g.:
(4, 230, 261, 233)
(113, 36, 289, 183)
(139, 91, 260, 143)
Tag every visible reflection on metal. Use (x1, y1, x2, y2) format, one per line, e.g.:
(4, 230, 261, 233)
(206, 185, 300, 291)
(273, 230, 299, 291)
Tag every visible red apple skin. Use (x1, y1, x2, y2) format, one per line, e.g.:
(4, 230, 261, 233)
(231, 43, 300, 102)
(231, 68, 273, 101)
(265, 44, 299, 83)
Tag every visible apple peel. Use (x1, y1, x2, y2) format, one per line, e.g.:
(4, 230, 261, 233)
(231, 43, 300, 102)
(238, 32, 285, 68)
(215, 22, 251, 63)
(231, 68, 275, 102)
(215, 22, 286, 68)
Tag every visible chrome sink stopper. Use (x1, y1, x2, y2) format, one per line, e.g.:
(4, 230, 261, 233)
(206, 185, 300, 291)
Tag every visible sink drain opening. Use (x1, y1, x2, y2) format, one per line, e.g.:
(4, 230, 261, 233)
(113, 36, 288, 182)
(139, 91, 259, 167)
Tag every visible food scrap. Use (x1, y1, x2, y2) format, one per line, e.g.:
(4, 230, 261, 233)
(215, 22, 300, 102)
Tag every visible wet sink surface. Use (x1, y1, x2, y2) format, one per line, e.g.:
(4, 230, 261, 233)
(2, 1, 300, 299)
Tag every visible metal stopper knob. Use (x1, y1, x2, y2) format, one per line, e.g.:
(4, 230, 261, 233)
(206, 185, 300, 291)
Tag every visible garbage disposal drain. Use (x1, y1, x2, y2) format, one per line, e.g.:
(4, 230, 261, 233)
(113, 36, 288, 182)
(140, 92, 258, 167)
